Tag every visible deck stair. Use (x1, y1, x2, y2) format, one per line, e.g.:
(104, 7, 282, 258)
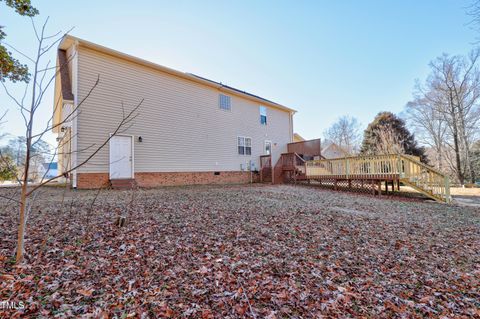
(397, 155, 450, 203)
(303, 154, 451, 203)
(272, 152, 307, 184)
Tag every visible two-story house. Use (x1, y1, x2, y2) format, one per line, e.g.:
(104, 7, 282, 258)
(53, 36, 296, 189)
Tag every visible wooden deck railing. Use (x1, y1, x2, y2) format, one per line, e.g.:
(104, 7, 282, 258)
(305, 154, 450, 203)
(400, 154, 450, 203)
(305, 154, 400, 178)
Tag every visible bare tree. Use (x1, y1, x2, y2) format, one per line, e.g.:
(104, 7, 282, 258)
(0, 18, 142, 263)
(406, 94, 448, 170)
(467, 0, 480, 42)
(414, 50, 480, 184)
(323, 115, 362, 154)
(373, 126, 405, 155)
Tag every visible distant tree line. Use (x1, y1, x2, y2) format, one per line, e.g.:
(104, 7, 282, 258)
(324, 59, 480, 185)
(406, 50, 480, 185)
(324, 112, 426, 161)
(0, 136, 52, 182)
(322, 3, 480, 186)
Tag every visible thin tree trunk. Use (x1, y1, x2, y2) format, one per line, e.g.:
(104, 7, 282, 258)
(470, 159, 477, 183)
(452, 130, 464, 185)
(437, 146, 443, 171)
(448, 94, 465, 185)
(16, 135, 31, 263)
(16, 133, 33, 263)
(16, 181, 28, 263)
(16, 29, 38, 263)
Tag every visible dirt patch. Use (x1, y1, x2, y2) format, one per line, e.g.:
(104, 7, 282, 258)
(453, 195, 480, 207)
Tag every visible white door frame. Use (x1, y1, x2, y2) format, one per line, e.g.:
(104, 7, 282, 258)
(109, 134, 134, 179)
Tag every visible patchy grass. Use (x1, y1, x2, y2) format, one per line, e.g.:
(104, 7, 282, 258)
(1, 184, 479, 318)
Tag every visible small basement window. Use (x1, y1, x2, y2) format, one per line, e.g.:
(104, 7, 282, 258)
(219, 94, 231, 111)
(260, 106, 267, 125)
(237, 136, 252, 155)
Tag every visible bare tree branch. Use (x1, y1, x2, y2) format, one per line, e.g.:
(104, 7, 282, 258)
(26, 98, 144, 196)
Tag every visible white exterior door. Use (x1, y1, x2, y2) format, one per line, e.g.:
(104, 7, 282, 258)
(109, 135, 133, 179)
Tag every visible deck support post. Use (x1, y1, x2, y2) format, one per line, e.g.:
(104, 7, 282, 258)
(385, 180, 388, 194)
(348, 179, 352, 189)
(371, 180, 376, 195)
(334, 179, 338, 191)
(377, 180, 382, 195)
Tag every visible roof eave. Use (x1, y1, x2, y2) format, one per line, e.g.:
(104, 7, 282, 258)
(59, 35, 297, 113)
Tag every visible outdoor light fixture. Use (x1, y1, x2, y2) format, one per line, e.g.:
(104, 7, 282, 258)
(138, 136, 143, 142)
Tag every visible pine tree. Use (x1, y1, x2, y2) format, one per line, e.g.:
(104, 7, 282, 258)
(360, 112, 426, 161)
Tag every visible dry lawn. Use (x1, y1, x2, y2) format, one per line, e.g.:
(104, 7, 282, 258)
(0, 184, 479, 318)
(450, 187, 480, 196)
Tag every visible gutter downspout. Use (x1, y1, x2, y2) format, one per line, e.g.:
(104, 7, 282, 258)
(72, 41, 79, 189)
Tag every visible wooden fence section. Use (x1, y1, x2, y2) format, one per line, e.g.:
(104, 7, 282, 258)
(287, 139, 321, 159)
(305, 154, 451, 203)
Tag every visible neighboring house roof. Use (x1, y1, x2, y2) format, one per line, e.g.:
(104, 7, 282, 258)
(57, 35, 297, 114)
(321, 142, 349, 159)
(42, 162, 58, 170)
(293, 133, 305, 142)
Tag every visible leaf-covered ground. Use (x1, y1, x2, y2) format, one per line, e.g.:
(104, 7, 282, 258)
(1, 184, 479, 318)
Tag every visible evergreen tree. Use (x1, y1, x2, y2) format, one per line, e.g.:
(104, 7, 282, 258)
(0, 155, 17, 181)
(0, 0, 39, 82)
(472, 140, 480, 182)
(360, 112, 426, 161)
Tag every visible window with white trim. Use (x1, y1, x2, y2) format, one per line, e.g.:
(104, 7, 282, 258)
(219, 94, 231, 111)
(237, 136, 252, 155)
(264, 140, 272, 155)
(260, 106, 267, 125)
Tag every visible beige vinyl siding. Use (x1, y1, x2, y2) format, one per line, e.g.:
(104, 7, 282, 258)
(75, 47, 292, 173)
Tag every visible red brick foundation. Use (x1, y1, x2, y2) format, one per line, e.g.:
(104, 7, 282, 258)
(77, 173, 110, 189)
(76, 171, 259, 189)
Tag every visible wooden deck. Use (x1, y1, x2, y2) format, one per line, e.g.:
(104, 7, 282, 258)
(263, 153, 451, 203)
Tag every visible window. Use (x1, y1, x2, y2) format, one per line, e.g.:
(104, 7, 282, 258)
(245, 137, 252, 155)
(219, 94, 231, 111)
(260, 106, 267, 125)
(238, 137, 244, 155)
(264, 140, 272, 155)
(237, 136, 252, 155)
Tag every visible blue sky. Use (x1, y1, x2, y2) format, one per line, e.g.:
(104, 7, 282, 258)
(0, 0, 477, 145)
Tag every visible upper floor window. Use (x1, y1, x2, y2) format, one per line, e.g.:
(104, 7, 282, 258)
(238, 136, 252, 155)
(260, 106, 267, 125)
(219, 94, 231, 111)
